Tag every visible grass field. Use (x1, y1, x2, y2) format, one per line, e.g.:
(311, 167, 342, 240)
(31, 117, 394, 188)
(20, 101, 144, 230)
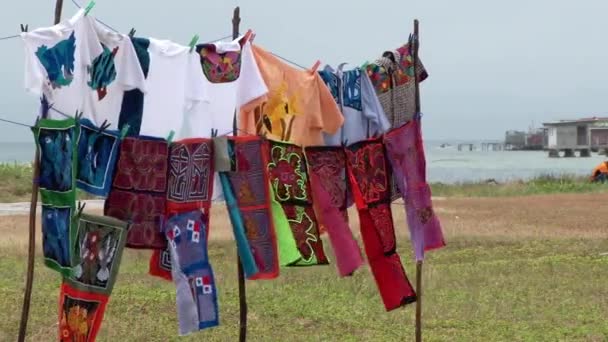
(1, 193, 607, 341)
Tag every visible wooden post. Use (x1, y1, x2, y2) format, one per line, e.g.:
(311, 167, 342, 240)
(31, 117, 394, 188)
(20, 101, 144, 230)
(412, 19, 423, 342)
(18, 2, 64, 340)
(231, 6, 248, 342)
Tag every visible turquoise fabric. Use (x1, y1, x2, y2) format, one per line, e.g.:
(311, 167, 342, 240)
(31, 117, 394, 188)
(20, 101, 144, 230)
(219, 172, 259, 278)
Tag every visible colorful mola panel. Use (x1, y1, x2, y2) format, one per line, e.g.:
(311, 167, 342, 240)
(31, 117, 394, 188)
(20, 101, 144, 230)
(58, 282, 109, 342)
(66, 213, 129, 295)
(76, 118, 121, 197)
(267, 140, 328, 266)
(112, 136, 168, 193)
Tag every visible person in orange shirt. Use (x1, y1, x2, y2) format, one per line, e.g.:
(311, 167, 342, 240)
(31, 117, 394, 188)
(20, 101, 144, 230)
(239, 45, 343, 146)
(591, 161, 608, 182)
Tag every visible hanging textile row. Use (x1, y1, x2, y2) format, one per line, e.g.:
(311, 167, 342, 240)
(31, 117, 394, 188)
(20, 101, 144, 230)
(21, 6, 446, 341)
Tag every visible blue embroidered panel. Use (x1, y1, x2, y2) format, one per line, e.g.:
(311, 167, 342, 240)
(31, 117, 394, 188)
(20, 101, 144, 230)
(76, 118, 121, 197)
(342, 69, 362, 111)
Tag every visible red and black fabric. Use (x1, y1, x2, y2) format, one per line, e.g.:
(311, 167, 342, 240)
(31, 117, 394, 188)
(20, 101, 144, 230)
(149, 138, 215, 281)
(305, 146, 363, 276)
(105, 136, 169, 249)
(58, 282, 109, 342)
(345, 137, 416, 311)
(267, 140, 328, 266)
(225, 136, 279, 279)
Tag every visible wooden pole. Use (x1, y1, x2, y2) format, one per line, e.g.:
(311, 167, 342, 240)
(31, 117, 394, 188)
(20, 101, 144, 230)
(412, 19, 423, 342)
(18, 3, 64, 340)
(231, 6, 248, 342)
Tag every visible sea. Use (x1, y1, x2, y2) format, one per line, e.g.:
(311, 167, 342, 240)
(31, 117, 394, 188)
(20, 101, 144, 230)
(1, 141, 605, 184)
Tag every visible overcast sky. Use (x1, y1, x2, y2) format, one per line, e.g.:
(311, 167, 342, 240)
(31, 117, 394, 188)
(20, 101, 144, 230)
(1, 0, 607, 142)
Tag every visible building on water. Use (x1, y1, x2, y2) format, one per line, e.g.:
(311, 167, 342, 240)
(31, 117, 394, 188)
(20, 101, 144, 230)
(542, 117, 608, 157)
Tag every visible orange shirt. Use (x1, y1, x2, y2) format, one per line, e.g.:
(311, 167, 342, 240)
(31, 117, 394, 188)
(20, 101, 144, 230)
(239, 45, 343, 146)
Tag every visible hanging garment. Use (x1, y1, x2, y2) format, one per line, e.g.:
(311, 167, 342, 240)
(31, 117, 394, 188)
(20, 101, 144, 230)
(112, 136, 168, 193)
(164, 210, 219, 335)
(166, 138, 215, 213)
(137, 39, 205, 138)
(183, 36, 269, 202)
(65, 213, 129, 295)
(81, 20, 146, 129)
(32, 117, 79, 275)
(384, 119, 445, 261)
(106, 135, 168, 249)
(117, 37, 151, 137)
(58, 282, 109, 342)
(345, 137, 416, 311)
(76, 118, 122, 197)
(22, 9, 101, 120)
(222, 136, 280, 279)
(305, 146, 363, 276)
(149, 247, 173, 281)
(318, 64, 390, 146)
(267, 140, 329, 266)
(105, 190, 166, 249)
(365, 42, 428, 128)
(239, 45, 343, 146)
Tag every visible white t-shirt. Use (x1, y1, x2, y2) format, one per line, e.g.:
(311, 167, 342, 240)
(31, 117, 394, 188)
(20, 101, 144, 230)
(84, 21, 146, 129)
(182, 37, 268, 201)
(139, 39, 205, 138)
(22, 9, 101, 119)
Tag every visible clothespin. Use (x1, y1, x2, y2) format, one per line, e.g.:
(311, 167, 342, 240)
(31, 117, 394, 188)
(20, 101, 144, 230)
(20, 24, 28, 33)
(242, 29, 253, 43)
(211, 129, 218, 138)
(250, 32, 256, 43)
(74, 110, 84, 121)
(188, 35, 199, 53)
(167, 130, 175, 144)
(361, 61, 369, 70)
(128, 28, 136, 38)
(97, 120, 111, 134)
(119, 124, 130, 139)
(84, 1, 96, 16)
(77, 202, 86, 216)
(309, 60, 321, 74)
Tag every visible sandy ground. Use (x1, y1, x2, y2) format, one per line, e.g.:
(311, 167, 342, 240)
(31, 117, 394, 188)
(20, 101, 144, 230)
(1, 193, 606, 253)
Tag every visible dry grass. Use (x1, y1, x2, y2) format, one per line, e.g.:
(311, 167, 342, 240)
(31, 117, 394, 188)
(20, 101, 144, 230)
(1, 193, 607, 341)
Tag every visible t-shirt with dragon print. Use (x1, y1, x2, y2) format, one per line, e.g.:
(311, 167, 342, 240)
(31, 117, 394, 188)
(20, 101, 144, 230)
(22, 9, 101, 120)
(83, 21, 146, 129)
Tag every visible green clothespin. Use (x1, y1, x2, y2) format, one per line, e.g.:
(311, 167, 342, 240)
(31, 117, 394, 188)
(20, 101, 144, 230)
(119, 124, 130, 139)
(188, 34, 199, 53)
(84, 1, 96, 16)
(167, 130, 175, 144)
(361, 61, 369, 70)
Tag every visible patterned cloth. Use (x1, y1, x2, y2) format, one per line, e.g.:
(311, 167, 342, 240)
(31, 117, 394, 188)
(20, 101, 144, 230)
(224, 136, 280, 278)
(365, 42, 428, 128)
(105, 190, 166, 249)
(166, 138, 214, 213)
(65, 213, 129, 295)
(76, 118, 121, 197)
(305, 146, 363, 277)
(384, 119, 445, 261)
(58, 282, 109, 342)
(106, 135, 169, 249)
(33, 118, 79, 275)
(164, 210, 219, 335)
(267, 140, 328, 266)
(346, 137, 416, 311)
(149, 247, 173, 281)
(113, 136, 168, 193)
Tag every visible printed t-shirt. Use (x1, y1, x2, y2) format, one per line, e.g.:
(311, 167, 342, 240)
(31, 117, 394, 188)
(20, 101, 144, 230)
(240, 44, 343, 146)
(84, 21, 146, 129)
(22, 9, 101, 120)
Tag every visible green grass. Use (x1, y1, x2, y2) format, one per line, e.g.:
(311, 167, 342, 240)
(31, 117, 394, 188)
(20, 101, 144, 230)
(1, 237, 607, 341)
(430, 174, 608, 197)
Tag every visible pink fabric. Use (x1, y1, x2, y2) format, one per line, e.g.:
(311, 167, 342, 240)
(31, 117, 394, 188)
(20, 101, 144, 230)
(384, 119, 445, 261)
(309, 171, 363, 277)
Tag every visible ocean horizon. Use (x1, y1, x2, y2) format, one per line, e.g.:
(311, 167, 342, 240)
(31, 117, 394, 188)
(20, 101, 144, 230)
(1, 140, 604, 184)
